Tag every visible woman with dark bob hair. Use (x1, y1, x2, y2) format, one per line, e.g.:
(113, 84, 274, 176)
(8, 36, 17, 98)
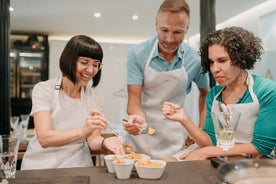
(21, 35, 124, 170)
(162, 26, 276, 160)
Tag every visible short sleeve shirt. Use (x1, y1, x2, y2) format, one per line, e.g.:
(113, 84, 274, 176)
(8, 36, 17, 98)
(126, 36, 209, 93)
(204, 75, 276, 155)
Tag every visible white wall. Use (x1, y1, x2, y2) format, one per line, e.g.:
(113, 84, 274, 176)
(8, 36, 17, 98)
(259, 10, 276, 80)
(48, 40, 65, 78)
(99, 43, 132, 125)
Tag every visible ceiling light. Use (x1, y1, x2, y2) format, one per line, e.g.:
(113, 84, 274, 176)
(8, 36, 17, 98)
(9, 7, 14, 11)
(132, 15, 138, 20)
(94, 12, 101, 18)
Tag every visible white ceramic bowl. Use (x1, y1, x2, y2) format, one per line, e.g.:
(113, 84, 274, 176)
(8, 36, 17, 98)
(123, 153, 151, 161)
(135, 159, 166, 180)
(123, 153, 151, 171)
(113, 159, 134, 179)
(104, 154, 124, 173)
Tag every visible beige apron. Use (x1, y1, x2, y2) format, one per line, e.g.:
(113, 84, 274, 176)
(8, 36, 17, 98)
(22, 77, 92, 169)
(212, 73, 260, 143)
(129, 40, 189, 159)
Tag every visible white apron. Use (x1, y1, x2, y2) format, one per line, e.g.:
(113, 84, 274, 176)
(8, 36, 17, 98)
(212, 73, 260, 143)
(129, 40, 189, 159)
(21, 77, 92, 170)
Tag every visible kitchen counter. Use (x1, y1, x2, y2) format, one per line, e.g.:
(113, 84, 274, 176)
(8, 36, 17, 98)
(9, 160, 222, 184)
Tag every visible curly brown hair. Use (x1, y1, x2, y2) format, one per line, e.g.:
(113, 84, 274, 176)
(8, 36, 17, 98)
(200, 26, 264, 73)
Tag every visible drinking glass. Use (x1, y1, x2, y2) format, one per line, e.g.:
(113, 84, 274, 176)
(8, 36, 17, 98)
(19, 114, 30, 141)
(10, 116, 20, 135)
(0, 135, 20, 179)
(211, 111, 241, 158)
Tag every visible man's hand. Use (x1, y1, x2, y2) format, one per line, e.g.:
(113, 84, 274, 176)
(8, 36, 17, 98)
(122, 115, 147, 135)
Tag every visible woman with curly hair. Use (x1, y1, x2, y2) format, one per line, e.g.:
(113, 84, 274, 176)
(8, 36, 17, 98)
(162, 26, 276, 160)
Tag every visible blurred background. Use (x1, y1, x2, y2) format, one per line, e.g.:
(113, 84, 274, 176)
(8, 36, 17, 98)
(7, 0, 276, 129)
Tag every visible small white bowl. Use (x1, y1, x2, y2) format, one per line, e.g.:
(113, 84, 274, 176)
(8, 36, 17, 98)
(123, 153, 151, 171)
(104, 154, 124, 173)
(135, 159, 166, 180)
(123, 153, 151, 161)
(113, 159, 134, 179)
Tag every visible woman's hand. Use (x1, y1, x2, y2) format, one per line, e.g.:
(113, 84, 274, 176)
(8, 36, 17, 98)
(122, 115, 147, 135)
(162, 101, 187, 123)
(179, 146, 220, 160)
(82, 109, 109, 138)
(103, 136, 125, 155)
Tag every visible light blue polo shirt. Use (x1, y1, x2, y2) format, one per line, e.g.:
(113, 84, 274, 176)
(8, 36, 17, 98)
(126, 36, 209, 93)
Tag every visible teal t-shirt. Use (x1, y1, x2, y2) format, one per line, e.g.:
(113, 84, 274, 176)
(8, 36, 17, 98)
(204, 75, 276, 155)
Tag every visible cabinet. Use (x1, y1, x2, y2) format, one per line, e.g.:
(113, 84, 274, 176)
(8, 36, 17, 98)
(10, 33, 49, 98)
(10, 33, 49, 127)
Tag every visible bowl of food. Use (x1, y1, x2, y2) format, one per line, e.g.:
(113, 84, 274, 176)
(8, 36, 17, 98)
(124, 152, 151, 161)
(113, 159, 135, 179)
(123, 152, 151, 171)
(135, 159, 166, 180)
(104, 154, 124, 173)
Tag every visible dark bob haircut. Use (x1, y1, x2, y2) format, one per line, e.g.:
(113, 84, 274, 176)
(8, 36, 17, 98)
(59, 35, 103, 87)
(200, 26, 263, 73)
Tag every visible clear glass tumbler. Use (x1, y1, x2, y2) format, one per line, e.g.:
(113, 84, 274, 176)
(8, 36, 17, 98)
(211, 111, 241, 158)
(19, 114, 30, 142)
(0, 135, 20, 179)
